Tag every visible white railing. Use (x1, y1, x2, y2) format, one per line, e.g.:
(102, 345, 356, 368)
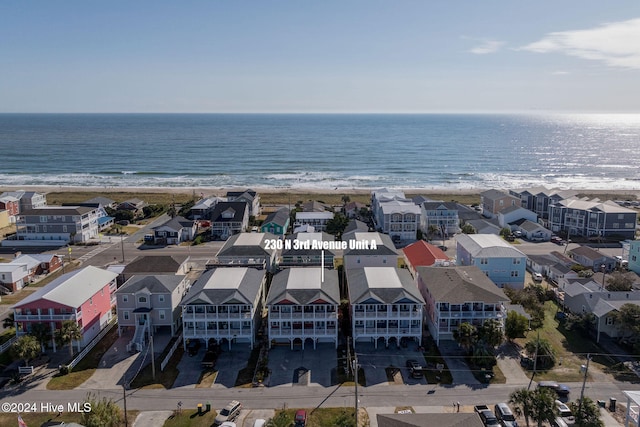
(0, 336, 18, 353)
(269, 312, 336, 320)
(14, 313, 75, 321)
(68, 317, 117, 370)
(160, 333, 183, 372)
(269, 329, 336, 337)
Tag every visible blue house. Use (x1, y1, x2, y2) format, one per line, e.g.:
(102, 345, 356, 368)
(628, 240, 640, 275)
(456, 233, 527, 289)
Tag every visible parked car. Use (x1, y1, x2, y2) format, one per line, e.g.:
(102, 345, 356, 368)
(214, 400, 242, 426)
(438, 245, 448, 252)
(219, 423, 237, 427)
(494, 402, 517, 427)
(405, 360, 424, 379)
(532, 272, 543, 282)
(474, 405, 500, 427)
(187, 339, 201, 356)
(294, 409, 307, 426)
(551, 236, 565, 245)
(555, 400, 575, 425)
(538, 381, 570, 396)
(252, 420, 266, 427)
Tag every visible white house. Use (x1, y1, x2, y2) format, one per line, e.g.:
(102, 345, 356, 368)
(294, 211, 334, 232)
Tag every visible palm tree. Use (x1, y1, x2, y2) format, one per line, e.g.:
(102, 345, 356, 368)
(30, 323, 52, 353)
(56, 320, 83, 358)
(529, 388, 557, 427)
(11, 335, 41, 366)
(509, 388, 533, 427)
(453, 322, 476, 354)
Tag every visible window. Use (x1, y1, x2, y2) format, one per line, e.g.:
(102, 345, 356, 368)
(606, 317, 614, 326)
(480, 258, 488, 265)
(89, 297, 93, 305)
(138, 296, 147, 303)
(63, 225, 67, 232)
(123, 311, 129, 320)
(511, 271, 519, 277)
(159, 310, 165, 320)
(513, 258, 521, 264)
(123, 295, 128, 302)
(159, 295, 165, 302)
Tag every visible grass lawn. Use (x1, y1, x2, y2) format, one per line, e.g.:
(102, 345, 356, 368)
(0, 327, 15, 345)
(163, 409, 218, 427)
(273, 407, 360, 427)
(515, 300, 634, 383)
(47, 326, 120, 390)
(130, 346, 183, 389)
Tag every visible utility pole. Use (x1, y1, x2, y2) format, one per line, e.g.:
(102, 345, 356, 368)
(151, 333, 156, 381)
(577, 353, 591, 421)
(353, 353, 359, 427)
(122, 376, 128, 427)
(120, 232, 125, 263)
(527, 330, 540, 390)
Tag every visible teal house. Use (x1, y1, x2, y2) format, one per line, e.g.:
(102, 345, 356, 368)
(260, 208, 290, 237)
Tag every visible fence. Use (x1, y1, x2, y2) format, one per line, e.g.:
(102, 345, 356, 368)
(68, 317, 117, 370)
(0, 336, 17, 354)
(160, 333, 183, 372)
(18, 366, 34, 375)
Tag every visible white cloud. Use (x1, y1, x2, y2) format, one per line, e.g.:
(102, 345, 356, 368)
(520, 18, 640, 69)
(469, 39, 505, 55)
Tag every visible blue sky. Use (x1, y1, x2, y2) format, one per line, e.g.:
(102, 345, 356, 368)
(1, 1, 639, 113)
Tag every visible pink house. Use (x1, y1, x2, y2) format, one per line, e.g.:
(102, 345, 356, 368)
(12, 266, 118, 353)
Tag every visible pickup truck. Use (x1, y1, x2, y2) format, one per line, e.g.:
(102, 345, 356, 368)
(474, 405, 500, 427)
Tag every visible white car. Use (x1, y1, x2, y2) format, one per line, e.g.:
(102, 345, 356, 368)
(533, 272, 543, 282)
(555, 400, 575, 425)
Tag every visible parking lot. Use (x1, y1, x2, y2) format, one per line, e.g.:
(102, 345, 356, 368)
(356, 342, 428, 387)
(267, 343, 336, 387)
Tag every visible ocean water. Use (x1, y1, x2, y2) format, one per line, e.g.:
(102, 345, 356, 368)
(1, 113, 639, 191)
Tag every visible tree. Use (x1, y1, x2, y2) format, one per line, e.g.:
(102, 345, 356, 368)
(500, 227, 512, 238)
(570, 397, 604, 427)
(509, 388, 533, 427)
(564, 312, 595, 337)
(528, 387, 558, 427)
(606, 272, 633, 291)
(477, 319, 504, 348)
(326, 213, 350, 238)
(505, 311, 529, 340)
(2, 312, 14, 329)
(341, 195, 351, 205)
(613, 303, 640, 340)
(56, 320, 83, 358)
(266, 411, 291, 427)
(11, 335, 40, 366)
(30, 323, 52, 353)
(461, 223, 475, 234)
(81, 393, 122, 427)
(453, 322, 476, 353)
(524, 337, 555, 369)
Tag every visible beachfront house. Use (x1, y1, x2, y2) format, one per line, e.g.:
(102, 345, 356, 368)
(266, 267, 339, 349)
(15, 206, 100, 244)
(420, 201, 461, 236)
(456, 233, 527, 289)
(189, 196, 224, 220)
(13, 266, 118, 352)
(116, 274, 190, 351)
(416, 266, 508, 345)
(210, 201, 249, 240)
(347, 267, 424, 348)
(226, 189, 261, 216)
(181, 267, 266, 350)
(294, 211, 334, 232)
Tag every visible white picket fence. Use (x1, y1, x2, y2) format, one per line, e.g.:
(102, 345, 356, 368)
(0, 336, 17, 354)
(160, 333, 183, 372)
(68, 317, 117, 370)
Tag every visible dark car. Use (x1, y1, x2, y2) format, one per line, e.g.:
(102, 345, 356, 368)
(538, 381, 570, 396)
(187, 339, 201, 356)
(438, 245, 448, 252)
(294, 409, 307, 426)
(405, 360, 424, 379)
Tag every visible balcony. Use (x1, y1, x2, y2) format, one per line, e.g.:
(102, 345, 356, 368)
(269, 328, 337, 337)
(353, 310, 420, 319)
(353, 327, 421, 335)
(436, 310, 505, 320)
(269, 311, 337, 320)
(183, 312, 252, 320)
(14, 313, 76, 322)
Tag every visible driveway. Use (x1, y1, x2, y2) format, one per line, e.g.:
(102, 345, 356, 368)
(267, 343, 336, 387)
(77, 331, 139, 389)
(437, 340, 480, 385)
(495, 342, 531, 385)
(356, 342, 429, 387)
(213, 345, 252, 388)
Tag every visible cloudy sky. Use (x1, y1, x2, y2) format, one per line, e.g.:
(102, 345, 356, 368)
(1, 1, 639, 113)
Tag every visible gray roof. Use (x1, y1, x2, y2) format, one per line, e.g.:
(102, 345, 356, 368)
(528, 254, 559, 267)
(19, 206, 95, 216)
(266, 268, 340, 306)
(263, 208, 290, 227)
(211, 201, 248, 222)
(344, 219, 369, 234)
(83, 196, 116, 206)
(481, 189, 512, 200)
(416, 266, 508, 304)
(123, 255, 188, 275)
(421, 201, 459, 211)
(216, 232, 277, 258)
(518, 220, 546, 233)
(152, 215, 194, 232)
(182, 267, 265, 306)
(282, 232, 336, 256)
(499, 205, 525, 215)
(464, 219, 501, 234)
(343, 232, 398, 256)
(346, 267, 424, 305)
(570, 245, 614, 262)
(505, 304, 531, 320)
(377, 413, 484, 427)
(456, 234, 526, 258)
(117, 274, 186, 295)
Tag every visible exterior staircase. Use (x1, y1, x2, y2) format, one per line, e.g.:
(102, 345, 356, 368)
(127, 318, 148, 353)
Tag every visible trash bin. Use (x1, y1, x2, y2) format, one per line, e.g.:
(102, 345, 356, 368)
(609, 398, 617, 412)
(206, 402, 211, 412)
(598, 400, 606, 408)
(197, 403, 203, 414)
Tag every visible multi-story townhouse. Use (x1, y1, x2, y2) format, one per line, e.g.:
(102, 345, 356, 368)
(1, 190, 47, 213)
(342, 231, 400, 270)
(548, 197, 637, 241)
(416, 266, 508, 345)
(16, 206, 100, 243)
(509, 187, 577, 223)
(420, 201, 461, 236)
(568, 245, 617, 272)
(260, 208, 290, 237)
(629, 240, 640, 275)
(226, 189, 261, 216)
(456, 234, 527, 289)
(181, 267, 266, 350)
(210, 232, 278, 270)
(280, 232, 336, 267)
(294, 211, 334, 232)
(13, 266, 117, 352)
(371, 189, 412, 223)
(266, 267, 339, 349)
(116, 275, 190, 351)
(480, 189, 521, 218)
(210, 201, 249, 240)
(378, 201, 421, 242)
(347, 267, 424, 348)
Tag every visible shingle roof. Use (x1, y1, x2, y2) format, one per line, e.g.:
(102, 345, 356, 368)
(13, 266, 117, 309)
(416, 266, 508, 303)
(570, 245, 613, 261)
(344, 219, 369, 234)
(262, 208, 290, 227)
(123, 255, 188, 275)
(210, 202, 248, 222)
(347, 267, 424, 305)
(19, 206, 95, 216)
(403, 241, 449, 267)
(182, 267, 264, 306)
(266, 268, 340, 306)
(117, 274, 186, 294)
(152, 215, 194, 232)
(480, 189, 511, 200)
(343, 232, 398, 256)
(282, 232, 336, 256)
